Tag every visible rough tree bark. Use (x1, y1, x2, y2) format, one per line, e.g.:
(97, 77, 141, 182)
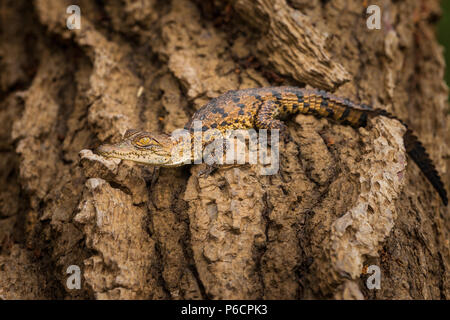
(0, 0, 448, 299)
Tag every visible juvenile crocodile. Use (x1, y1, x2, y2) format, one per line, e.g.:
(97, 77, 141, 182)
(96, 86, 448, 205)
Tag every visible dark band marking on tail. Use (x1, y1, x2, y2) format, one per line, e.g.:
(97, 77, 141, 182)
(358, 112, 368, 127)
(339, 107, 351, 120)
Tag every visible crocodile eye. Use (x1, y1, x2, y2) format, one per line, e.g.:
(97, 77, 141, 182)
(135, 137, 152, 147)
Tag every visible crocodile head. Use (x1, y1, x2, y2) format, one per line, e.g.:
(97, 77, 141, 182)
(96, 129, 191, 167)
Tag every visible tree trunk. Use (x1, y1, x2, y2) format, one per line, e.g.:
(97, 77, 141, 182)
(0, 0, 448, 299)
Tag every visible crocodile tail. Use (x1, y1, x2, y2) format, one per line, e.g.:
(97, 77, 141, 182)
(369, 109, 448, 205)
(403, 129, 448, 205)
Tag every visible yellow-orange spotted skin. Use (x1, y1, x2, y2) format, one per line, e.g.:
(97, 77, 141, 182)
(96, 86, 447, 205)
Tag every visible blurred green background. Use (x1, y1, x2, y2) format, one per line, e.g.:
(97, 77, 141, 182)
(438, 1, 450, 89)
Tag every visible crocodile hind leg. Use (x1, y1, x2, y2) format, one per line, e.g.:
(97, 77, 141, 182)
(255, 100, 290, 143)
